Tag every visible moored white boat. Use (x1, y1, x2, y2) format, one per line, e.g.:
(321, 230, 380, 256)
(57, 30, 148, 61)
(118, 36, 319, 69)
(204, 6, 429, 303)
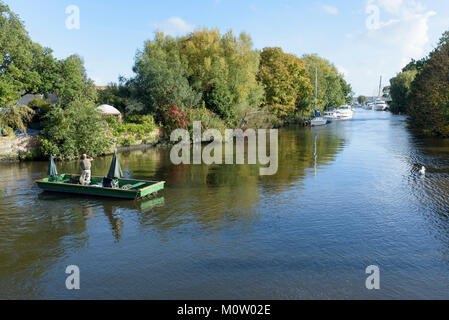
(336, 105, 354, 119)
(310, 68, 329, 127)
(323, 110, 339, 121)
(310, 117, 328, 126)
(373, 99, 388, 111)
(373, 76, 388, 111)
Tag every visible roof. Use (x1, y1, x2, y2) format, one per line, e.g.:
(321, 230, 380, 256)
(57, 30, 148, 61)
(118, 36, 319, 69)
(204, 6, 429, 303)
(97, 104, 121, 115)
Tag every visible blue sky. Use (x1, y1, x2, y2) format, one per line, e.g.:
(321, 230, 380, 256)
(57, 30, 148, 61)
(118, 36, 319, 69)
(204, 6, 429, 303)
(5, 0, 449, 95)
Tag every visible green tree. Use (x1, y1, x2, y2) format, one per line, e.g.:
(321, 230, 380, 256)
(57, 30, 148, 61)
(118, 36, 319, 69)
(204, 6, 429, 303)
(52, 55, 97, 103)
(322, 73, 345, 109)
(131, 33, 201, 115)
(0, 75, 19, 107)
(1, 2, 96, 106)
(358, 95, 368, 104)
(0, 1, 37, 96)
(402, 58, 427, 73)
(408, 31, 449, 136)
(179, 29, 263, 122)
(389, 70, 418, 114)
(340, 77, 354, 104)
(258, 47, 313, 119)
(302, 54, 347, 110)
(40, 99, 113, 159)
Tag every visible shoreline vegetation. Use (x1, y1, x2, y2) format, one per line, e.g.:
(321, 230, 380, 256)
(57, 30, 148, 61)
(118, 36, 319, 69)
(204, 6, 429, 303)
(0, 1, 353, 162)
(387, 31, 449, 137)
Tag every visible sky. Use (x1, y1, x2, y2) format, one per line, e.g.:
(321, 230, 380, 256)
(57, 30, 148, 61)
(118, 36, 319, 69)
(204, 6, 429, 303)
(4, 0, 449, 96)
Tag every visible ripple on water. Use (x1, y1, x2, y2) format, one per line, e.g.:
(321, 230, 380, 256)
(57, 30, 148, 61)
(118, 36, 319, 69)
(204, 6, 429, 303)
(2, 110, 449, 299)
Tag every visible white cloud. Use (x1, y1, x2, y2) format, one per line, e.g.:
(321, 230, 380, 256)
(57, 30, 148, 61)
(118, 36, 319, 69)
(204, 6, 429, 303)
(364, 0, 436, 66)
(345, 0, 436, 94)
(153, 17, 195, 36)
(323, 5, 339, 15)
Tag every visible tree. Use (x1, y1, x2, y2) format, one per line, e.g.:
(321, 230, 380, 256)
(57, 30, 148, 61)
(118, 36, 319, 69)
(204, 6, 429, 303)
(52, 55, 97, 103)
(322, 73, 345, 109)
(1, 2, 96, 107)
(408, 31, 449, 136)
(358, 95, 368, 105)
(179, 29, 263, 121)
(131, 33, 201, 116)
(402, 58, 427, 73)
(0, 1, 37, 96)
(40, 99, 113, 159)
(340, 77, 354, 104)
(301, 54, 347, 110)
(389, 70, 418, 114)
(129, 29, 264, 125)
(258, 47, 313, 119)
(0, 74, 19, 107)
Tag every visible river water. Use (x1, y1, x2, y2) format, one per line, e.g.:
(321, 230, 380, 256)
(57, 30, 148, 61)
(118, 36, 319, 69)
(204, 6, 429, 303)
(1, 109, 449, 299)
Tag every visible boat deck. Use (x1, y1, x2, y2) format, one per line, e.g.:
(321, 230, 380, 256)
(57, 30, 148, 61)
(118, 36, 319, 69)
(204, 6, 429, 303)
(36, 174, 165, 199)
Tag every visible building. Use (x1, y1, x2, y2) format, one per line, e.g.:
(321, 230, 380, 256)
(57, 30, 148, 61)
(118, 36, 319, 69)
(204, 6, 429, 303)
(97, 104, 122, 120)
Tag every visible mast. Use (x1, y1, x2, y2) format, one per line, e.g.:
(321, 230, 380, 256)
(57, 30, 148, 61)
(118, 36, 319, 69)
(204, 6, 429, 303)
(378, 75, 382, 99)
(314, 67, 318, 113)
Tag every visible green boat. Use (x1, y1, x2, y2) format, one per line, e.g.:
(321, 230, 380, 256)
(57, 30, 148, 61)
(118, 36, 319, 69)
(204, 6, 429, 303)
(36, 153, 165, 200)
(36, 175, 165, 199)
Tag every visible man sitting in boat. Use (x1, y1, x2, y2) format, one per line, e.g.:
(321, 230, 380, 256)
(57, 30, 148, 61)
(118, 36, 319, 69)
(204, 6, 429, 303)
(80, 154, 94, 185)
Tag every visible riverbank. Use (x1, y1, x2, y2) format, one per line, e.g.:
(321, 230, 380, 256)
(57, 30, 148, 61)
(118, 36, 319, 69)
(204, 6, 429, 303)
(0, 126, 165, 162)
(0, 136, 40, 161)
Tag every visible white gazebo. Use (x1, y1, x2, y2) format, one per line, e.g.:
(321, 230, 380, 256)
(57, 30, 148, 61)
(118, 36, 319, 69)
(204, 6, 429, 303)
(97, 104, 122, 120)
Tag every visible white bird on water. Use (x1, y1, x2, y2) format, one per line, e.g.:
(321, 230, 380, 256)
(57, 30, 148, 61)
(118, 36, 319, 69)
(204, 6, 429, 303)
(419, 166, 426, 175)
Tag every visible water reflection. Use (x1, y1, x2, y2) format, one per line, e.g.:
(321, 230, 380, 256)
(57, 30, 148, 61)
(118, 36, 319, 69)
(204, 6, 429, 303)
(0, 121, 347, 299)
(3, 111, 449, 298)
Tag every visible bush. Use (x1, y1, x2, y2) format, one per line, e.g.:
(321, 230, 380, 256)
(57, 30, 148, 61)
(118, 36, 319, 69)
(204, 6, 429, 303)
(40, 98, 114, 160)
(161, 103, 189, 134)
(125, 114, 154, 125)
(1, 125, 15, 137)
(118, 136, 136, 147)
(187, 107, 227, 134)
(106, 114, 156, 140)
(0, 105, 35, 132)
(28, 98, 52, 113)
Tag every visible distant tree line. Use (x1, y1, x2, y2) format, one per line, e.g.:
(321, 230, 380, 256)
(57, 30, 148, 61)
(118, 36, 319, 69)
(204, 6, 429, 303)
(389, 31, 449, 137)
(99, 31, 353, 128)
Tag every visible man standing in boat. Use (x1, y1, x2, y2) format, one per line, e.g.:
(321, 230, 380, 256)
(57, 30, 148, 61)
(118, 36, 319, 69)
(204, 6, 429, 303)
(80, 154, 94, 185)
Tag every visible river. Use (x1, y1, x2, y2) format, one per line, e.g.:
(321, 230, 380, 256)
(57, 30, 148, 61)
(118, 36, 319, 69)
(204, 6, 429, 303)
(1, 109, 449, 299)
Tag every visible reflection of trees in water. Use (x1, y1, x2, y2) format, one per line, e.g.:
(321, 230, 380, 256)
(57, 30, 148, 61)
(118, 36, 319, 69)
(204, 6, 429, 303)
(0, 126, 348, 297)
(139, 162, 261, 234)
(0, 193, 88, 299)
(56, 148, 164, 180)
(102, 197, 165, 242)
(137, 127, 346, 233)
(260, 126, 346, 185)
(404, 130, 449, 260)
(407, 136, 449, 249)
